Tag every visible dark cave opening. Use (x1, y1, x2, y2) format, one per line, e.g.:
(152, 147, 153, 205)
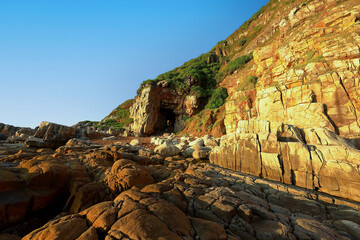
(155, 108, 176, 133)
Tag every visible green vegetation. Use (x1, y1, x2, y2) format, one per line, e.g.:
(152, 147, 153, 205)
(100, 119, 125, 130)
(101, 99, 134, 131)
(293, 51, 326, 70)
(238, 36, 247, 47)
(237, 25, 263, 51)
(284, 0, 296, 5)
(241, 6, 266, 30)
(137, 52, 220, 94)
(239, 96, 249, 101)
(183, 116, 190, 122)
(247, 25, 263, 43)
(206, 87, 228, 109)
(216, 52, 253, 82)
(137, 79, 158, 95)
(237, 76, 258, 91)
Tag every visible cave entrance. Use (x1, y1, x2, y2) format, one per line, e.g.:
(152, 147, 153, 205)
(156, 108, 176, 133)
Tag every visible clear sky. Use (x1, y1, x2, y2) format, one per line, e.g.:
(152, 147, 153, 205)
(0, 0, 269, 128)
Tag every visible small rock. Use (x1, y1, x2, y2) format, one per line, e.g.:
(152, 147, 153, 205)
(193, 150, 207, 160)
(103, 136, 116, 141)
(189, 138, 204, 148)
(130, 139, 140, 146)
(182, 148, 195, 157)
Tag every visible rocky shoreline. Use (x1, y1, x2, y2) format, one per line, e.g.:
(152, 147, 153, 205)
(0, 122, 359, 240)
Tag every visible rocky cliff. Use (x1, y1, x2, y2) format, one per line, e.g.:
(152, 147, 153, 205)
(126, 0, 360, 142)
(119, 0, 360, 202)
(130, 83, 200, 135)
(224, 0, 360, 144)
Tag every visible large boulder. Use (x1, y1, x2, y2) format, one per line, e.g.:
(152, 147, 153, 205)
(22, 214, 88, 240)
(30, 122, 78, 148)
(105, 159, 154, 194)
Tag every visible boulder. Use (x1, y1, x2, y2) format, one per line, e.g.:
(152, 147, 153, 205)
(154, 142, 181, 156)
(28, 122, 78, 148)
(68, 182, 107, 213)
(0, 168, 24, 193)
(203, 135, 219, 147)
(103, 136, 116, 141)
(105, 159, 154, 193)
(253, 220, 293, 240)
(334, 220, 360, 240)
(190, 217, 227, 240)
(65, 138, 90, 147)
(22, 214, 88, 240)
(25, 137, 54, 149)
(130, 139, 140, 146)
(189, 138, 204, 148)
(182, 147, 195, 157)
(193, 150, 207, 160)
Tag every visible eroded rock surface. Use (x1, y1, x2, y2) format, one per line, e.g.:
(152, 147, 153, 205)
(210, 120, 360, 202)
(0, 136, 358, 240)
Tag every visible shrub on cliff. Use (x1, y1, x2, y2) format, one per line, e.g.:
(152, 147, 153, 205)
(206, 87, 228, 109)
(101, 99, 134, 130)
(237, 75, 258, 91)
(137, 52, 220, 94)
(215, 52, 253, 82)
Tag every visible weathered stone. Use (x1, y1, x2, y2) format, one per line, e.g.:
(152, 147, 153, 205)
(190, 217, 227, 240)
(105, 159, 154, 193)
(334, 220, 360, 240)
(253, 220, 293, 240)
(22, 215, 88, 240)
(130, 85, 199, 135)
(193, 150, 207, 160)
(154, 142, 181, 156)
(130, 139, 139, 146)
(110, 209, 181, 240)
(291, 215, 347, 240)
(211, 200, 236, 223)
(0, 168, 24, 193)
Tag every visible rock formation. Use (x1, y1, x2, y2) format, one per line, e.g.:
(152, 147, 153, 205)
(25, 121, 110, 149)
(2, 0, 360, 239)
(1, 137, 360, 239)
(210, 120, 360, 202)
(223, 0, 360, 144)
(130, 83, 200, 135)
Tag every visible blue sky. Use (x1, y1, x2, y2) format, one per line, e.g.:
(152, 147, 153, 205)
(0, 0, 269, 128)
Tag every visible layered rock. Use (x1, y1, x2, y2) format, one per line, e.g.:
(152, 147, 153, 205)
(224, 0, 360, 146)
(20, 153, 360, 240)
(130, 84, 200, 135)
(210, 120, 360, 202)
(25, 122, 110, 149)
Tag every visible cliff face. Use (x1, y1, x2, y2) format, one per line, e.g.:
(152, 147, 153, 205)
(126, 0, 360, 141)
(109, 0, 360, 201)
(209, 0, 360, 203)
(130, 83, 200, 136)
(224, 0, 360, 145)
(210, 120, 360, 202)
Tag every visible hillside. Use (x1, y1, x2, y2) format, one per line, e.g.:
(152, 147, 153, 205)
(2, 1, 360, 239)
(106, 0, 360, 202)
(108, 0, 360, 143)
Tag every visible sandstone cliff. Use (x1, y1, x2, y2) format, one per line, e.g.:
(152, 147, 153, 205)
(114, 0, 360, 203)
(223, 0, 360, 145)
(124, 0, 360, 143)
